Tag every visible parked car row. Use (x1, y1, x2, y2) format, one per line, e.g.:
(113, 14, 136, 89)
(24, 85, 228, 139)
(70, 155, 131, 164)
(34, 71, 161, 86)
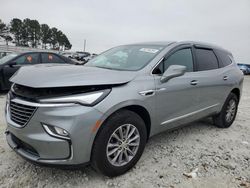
(0, 52, 75, 90)
(61, 51, 97, 63)
(237, 63, 250, 75)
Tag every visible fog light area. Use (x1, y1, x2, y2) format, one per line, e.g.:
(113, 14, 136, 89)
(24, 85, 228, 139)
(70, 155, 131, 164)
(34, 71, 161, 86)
(42, 124, 70, 140)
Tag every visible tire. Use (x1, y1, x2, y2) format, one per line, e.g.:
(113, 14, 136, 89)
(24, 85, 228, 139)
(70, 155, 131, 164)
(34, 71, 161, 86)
(213, 93, 239, 128)
(91, 109, 147, 177)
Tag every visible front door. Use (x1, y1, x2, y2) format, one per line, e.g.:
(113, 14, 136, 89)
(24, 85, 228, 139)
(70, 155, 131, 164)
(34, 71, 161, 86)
(153, 46, 200, 130)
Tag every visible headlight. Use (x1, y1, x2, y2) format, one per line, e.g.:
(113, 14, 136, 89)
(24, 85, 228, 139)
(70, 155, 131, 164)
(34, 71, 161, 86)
(39, 89, 111, 106)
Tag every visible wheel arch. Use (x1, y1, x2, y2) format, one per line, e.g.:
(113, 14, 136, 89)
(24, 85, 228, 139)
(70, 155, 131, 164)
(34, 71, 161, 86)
(121, 105, 151, 140)
(90, 104, 152, 163)
(231, 88, 240, 100)
(96, 104, 152, 140)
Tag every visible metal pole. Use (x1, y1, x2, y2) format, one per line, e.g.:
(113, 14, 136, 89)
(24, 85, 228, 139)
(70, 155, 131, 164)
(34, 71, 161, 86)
(84, 39, 86, 52)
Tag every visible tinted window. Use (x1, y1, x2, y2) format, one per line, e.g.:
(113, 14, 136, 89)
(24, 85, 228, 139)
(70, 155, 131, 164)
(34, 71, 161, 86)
(215, 50, 232, 67)
(163, 48, 193, 72)
(195, 48, 218, 71)
(41, 53, 65, 63)
(153, 48, 194, 74)
(15, 53, 39, 64)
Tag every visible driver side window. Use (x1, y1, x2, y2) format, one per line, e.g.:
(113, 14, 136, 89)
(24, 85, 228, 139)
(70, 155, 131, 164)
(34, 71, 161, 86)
(153, 48, 194, 74)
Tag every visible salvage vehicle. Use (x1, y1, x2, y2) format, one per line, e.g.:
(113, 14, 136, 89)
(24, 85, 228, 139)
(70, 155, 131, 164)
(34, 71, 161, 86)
(237, 63, 250, 75)
(5, 41, 243, 177)
(73, 51, 90, 61)
(0, 51, 75, 90)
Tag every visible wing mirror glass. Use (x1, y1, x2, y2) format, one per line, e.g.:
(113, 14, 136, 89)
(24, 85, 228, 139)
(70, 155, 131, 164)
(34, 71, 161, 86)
(160, 65, 186, 83)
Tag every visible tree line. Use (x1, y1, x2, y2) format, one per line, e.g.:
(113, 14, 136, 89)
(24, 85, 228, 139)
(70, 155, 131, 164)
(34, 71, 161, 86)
(0, 18, 72, 50)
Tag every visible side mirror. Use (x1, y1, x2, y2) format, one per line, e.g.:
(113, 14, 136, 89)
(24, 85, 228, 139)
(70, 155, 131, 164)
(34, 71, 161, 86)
(8, 61, 17, 67)
(160, 65, 186, 83)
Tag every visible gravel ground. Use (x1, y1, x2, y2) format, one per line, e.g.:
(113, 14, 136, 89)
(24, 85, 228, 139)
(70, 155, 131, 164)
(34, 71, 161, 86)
(0, 77, 250, 188)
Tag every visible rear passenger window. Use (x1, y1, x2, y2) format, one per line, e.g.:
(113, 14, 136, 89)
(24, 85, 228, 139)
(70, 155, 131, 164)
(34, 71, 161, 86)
(195, 48, 218, 71)
(215, 50, 232, 67)
(41, 53, 65, 63)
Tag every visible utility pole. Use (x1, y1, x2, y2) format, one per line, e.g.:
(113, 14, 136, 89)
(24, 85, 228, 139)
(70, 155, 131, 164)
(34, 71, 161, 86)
(84, 39, 86, 52)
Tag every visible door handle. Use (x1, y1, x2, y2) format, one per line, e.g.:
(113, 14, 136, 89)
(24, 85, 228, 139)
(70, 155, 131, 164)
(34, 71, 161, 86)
(223, 76, 228, 80)
(139, 90, 155, 96)
(190, 80, 198, 86)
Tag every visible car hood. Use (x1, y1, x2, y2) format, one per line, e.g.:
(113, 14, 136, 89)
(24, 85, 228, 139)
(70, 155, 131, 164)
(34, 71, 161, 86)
(10, 64, 137, 88)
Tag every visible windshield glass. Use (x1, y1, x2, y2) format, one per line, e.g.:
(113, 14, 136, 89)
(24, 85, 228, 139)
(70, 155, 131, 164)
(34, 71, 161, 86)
(85, 45, 164, 71)
(0, 53, 18, 65)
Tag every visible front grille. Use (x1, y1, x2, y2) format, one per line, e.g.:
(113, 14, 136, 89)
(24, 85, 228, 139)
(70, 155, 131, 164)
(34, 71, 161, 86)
(9, 101, 37, 126)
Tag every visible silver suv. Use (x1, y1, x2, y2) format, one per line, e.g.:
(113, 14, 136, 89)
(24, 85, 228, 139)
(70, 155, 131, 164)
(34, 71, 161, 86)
(5, 41, 243, 177)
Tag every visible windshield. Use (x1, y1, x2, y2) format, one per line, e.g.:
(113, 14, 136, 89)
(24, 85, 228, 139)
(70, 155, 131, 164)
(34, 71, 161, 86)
(0, 53, 18, 65)
(85, 45, 164, 71)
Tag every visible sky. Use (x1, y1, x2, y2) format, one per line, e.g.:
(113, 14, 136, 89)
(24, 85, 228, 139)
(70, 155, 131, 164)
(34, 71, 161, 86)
(0, 0, 250, 63)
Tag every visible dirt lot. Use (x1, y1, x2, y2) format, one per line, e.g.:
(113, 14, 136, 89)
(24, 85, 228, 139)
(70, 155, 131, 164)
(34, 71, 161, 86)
(0, 77, 249, 188)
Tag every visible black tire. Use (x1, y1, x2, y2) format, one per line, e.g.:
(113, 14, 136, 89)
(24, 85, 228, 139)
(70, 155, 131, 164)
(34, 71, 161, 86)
(91, 109, 147, 177)
(213, 93, 239, 128)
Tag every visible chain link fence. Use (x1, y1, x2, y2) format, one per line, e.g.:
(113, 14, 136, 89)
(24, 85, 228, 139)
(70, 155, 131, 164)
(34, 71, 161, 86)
(0, 45, 59, 53)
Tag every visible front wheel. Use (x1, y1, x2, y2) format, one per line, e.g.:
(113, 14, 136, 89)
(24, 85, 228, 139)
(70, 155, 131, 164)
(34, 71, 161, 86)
(91, 110, 147, 177)
(213, 93, 239, 128)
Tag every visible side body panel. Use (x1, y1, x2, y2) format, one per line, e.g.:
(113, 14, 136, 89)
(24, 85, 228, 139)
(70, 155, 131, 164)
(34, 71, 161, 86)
(153, 72, 200, 132)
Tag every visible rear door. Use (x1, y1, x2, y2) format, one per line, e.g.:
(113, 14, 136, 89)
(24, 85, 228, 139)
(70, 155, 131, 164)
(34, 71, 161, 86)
(193, 47, 228, 113)
(3, 53, 40, 88)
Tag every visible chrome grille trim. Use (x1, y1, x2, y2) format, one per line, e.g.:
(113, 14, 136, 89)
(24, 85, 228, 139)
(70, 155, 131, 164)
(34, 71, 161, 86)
(9, 100, 37, 127)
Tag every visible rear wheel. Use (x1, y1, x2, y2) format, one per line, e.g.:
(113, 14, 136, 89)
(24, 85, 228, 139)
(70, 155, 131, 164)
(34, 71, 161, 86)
(91, 110, 147, 177)
(213, 93, 239, 128)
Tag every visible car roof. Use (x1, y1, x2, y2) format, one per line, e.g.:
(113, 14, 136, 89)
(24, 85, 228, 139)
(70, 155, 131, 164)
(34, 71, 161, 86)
(15, 51, 58, 54)
(125, 41, 231, 54)
(128, 41, 176, 46)
(175, 41, 232, 54)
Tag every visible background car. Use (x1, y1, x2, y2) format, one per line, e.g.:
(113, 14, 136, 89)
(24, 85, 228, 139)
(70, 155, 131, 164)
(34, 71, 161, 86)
(82, 53, 98, 63)
(0, 51, 12, 59)
(237, 63, 250, 75)
(73, 51, 91, 61)
(0, 51, 75, 90)
(61, 52, 75, 59)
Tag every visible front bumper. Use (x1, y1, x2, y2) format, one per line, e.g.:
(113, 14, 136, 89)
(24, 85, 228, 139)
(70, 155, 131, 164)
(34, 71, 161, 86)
(5, 97, 104, 165)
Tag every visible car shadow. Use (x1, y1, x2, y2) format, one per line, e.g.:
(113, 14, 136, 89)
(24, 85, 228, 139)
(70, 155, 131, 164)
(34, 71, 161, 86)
(0, 90, 8, 96)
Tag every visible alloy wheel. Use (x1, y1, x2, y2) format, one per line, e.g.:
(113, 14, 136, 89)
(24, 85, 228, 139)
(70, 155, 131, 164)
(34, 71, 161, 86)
(225, 99, 236, 123)
(106, 124, 140, 167)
